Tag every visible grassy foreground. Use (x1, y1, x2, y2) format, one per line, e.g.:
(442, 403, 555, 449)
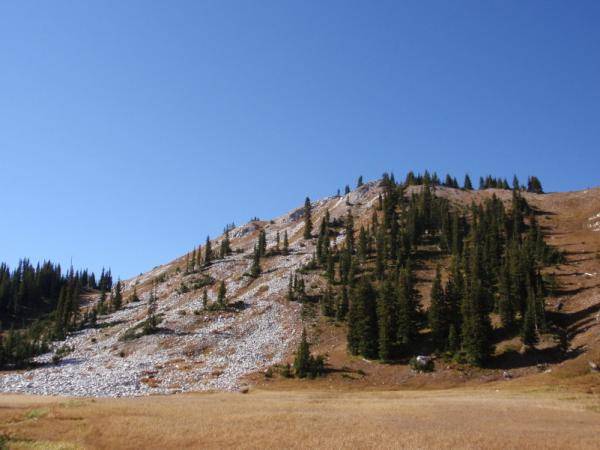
(0, 387, 598, 449)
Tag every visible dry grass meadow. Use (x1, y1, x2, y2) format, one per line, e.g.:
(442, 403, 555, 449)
(0, 386, 598, 449)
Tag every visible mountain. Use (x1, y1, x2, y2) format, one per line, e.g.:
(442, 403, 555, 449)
(1, 179, 599, 397)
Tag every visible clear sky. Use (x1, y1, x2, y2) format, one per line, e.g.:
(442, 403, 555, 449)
(1, 1, 599, 279)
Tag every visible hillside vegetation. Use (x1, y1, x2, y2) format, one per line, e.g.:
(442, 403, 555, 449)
(1, 173, 599, 397)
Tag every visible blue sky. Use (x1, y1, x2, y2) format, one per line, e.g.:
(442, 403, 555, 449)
(1, 1, 599, 279)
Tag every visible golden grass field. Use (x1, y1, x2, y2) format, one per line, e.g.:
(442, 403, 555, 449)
(0, 386, 598, 449)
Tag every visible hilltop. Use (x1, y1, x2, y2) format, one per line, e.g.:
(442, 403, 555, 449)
(0, 179, 599, 397)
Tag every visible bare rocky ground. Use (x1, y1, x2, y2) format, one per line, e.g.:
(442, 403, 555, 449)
(0, 183, 382, 397)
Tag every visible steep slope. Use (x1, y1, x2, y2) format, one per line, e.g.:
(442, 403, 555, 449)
(1, 182, 599, 396)
(0, 182, 384, 396)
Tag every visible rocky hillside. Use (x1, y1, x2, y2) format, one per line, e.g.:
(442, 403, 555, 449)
(1, 181, 599, 396)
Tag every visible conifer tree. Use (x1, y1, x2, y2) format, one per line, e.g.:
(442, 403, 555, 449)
(377, 278, 396, 361)
(258, 230, 267, 257)
(498, 260, 514, 330)
(294, 329, 311, 378)
(220, 230, 232, 258)
(202, 289, 208, 308)
(357, 226, 369, 263)
(303, 197, 313, 239)
(336, 286, 349, 321)
(344, 185, 350, 195)
(275, 231, 280, 252)
(320, 284, 335, 317)
(204, 236, 213, 266)
(428, 266, 446, 351)
(357, 176, 364, 187)
(355, 277, 379, 358)
(144, 282, 159, 334)
(461, 263, 493, 366)
(396, 263, 420, 352)
(463, 174, 473, 190)
(283, 230, 289, 255)
(345, 209, 355, 254)
(112, 280, 123, 311)
(521, 287, 539, 347)
(217, 280, 227, 308)
(250, 245, 261, 278)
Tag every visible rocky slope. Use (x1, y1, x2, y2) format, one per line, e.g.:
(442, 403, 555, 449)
(1, 182, 599, 397)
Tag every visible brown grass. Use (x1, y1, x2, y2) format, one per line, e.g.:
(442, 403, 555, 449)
(0, 388, 598, 449)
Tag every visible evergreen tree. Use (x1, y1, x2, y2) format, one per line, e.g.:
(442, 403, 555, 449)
(461, 266, 493, 366)
(428, 266, 446, 351)
(258, 230, 267, 257)
(527, 176, 543, 194)
(521, 287, 539, 347)
(112, 280, 123, 311)
(144, 282, 159, 334)
(217, 280, 227, 308)
(293, 329, 311, 378)
(283, 230, 290, 255)
(396, 263, 420, 353)
(202, 289, 208, 308)
(357, 176, 364, 187)
(498, 259, 514, 330)
(463, 174, 473, 190)
(303, 197, 313, 239)
(377, 278, 396, 361)
(220, 230, 232, 258)
(204, 236, 213, 266)
(336, 286, 349, 320)
(320, 284, 335, 317)
(250, 245, 261, 278)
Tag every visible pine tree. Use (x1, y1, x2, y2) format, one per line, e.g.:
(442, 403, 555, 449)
(204, 236, 213, 266)
(357, 226, 369, 263)
(527, 176, 543, 194)
(377, 278, 396, 361)
(275, 231, 280, 252)
(463, 174, 473, 190)
(461, 264, 493, 366)
(428, 266, 446, 351)
(521, 287, 539, 347)
(320, 284, 335, 317)
(355, 277, 379, 358)
(112, 280, 123, 311)
(144, 282, 159, 334)
(294, 329, 311, 378)
(498, 259, 514, 330)
(217, 280, 227, 308)
(202, 289, 208, 308)
(303, 197, 313, 239)
(250, 245, 261, 278)
(283, 230, 289, 255)
(344, 185, 350, 195)
(347, 284, 362, 355)
(345, 209, 355, 254)
(396, 262, 420, 353)
(357, 175, 364, 187)
(336, 286, 349, 321)
(258, 230, 267, 257)
(220, 230, 232, 258)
